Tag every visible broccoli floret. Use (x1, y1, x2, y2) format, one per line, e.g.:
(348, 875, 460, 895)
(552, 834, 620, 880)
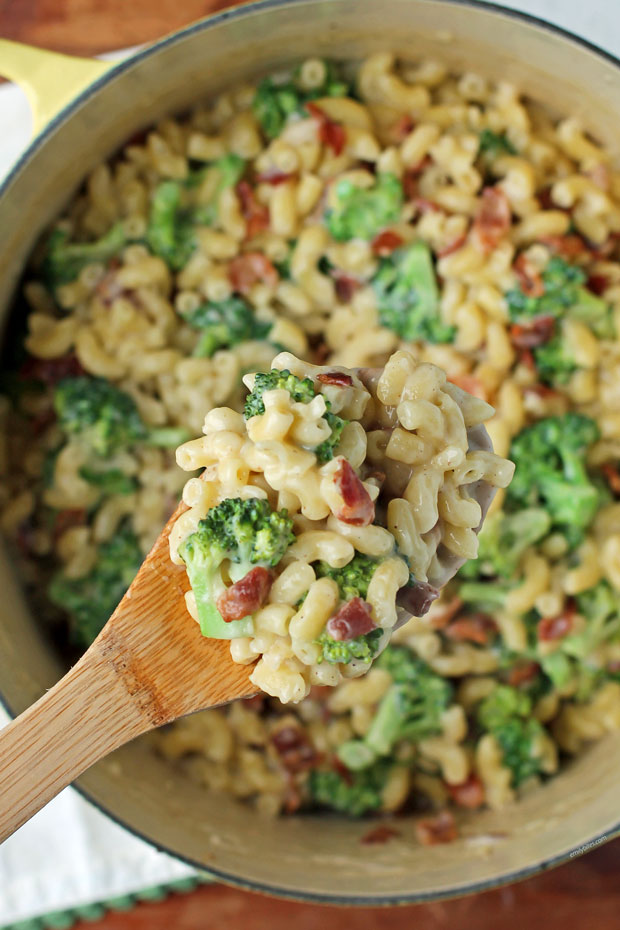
(507, 414, 602, 547)
(78, 466, 138, 496)
(507, 256, 614, 338)
(146, 156, 244, 271)
(458, 580, 511, 610)
(181, 296, 272, 357)
(178, 497, 295, 640)
(43, 223, 127, 288)
(307, 759, 392, 816)
(372, 241, 455, 344)
(244, 368, 347, 463)
(326, 173, 403, 242)
(477, 685, 547, 786)
(478, 129, 517, 158)
(337, 647, 452, 770)
(533, 329, 577, 386)
(49, 523, 142, 646)
(252, 62, 352, 139)
(314, 552, 381, 600)
(558, 582, 620, 662)
(459, 508, 552, 580)
(316, 627, 383, 665)
(54, 377, 189, 456)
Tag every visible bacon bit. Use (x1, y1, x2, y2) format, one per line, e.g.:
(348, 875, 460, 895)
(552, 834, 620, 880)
(313, 341, 331, 365)
(538, 601, 576, 642)
(236, 180, 270, 240)
(446, 775, 485, 810)
(473, 187, 511, 254)
(509, 316, 556, 349)
(228, 252, 278, 294)
(333, 757, 354, 785)
(428, 596, 464, 630)
(602, 463, 620, 496)
(519, 348, 536, 370)
(333, 273, 361, 303)
(538, 187, 560, 211)
(53, 509, 87, 543)
(413, 196, 442, 215)
(243, 694, 266, 712)
(437, 233, 467, 258)
(326, 597, 376, 641)
(19, 353, 84, 387)
(317, 371, 354, 387)
(216, 566, 273, 622)
(305, 102, 347, 156)
(402, 159, 432, 201)
(416, 810, 458, 846)
(271, 725, 319, 774)
(444, 613, 497, 646)
(283, 778, 303, 814)
(524, 382, 562, 400)
(541, 234, 588, 260)
(361, 825, 401, 845)
(514, 253, 545, 297)
(391, 114, 415, 142)
(507, 661, 541, 689)
(396, 582, 439, 618)
(447, 373, 488, 402)
(587, 273, 610, 296)
(333, 459, 375, 527)
(372, 230, 404, 256)
(308, 685, 332, 701)
(255, 170, 295, 186)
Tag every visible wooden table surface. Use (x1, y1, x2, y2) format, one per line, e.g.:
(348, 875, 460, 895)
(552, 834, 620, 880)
(1, 1, 620, 927)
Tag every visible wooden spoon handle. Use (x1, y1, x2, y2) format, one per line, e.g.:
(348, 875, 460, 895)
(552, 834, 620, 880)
(0, 643, 146, 843)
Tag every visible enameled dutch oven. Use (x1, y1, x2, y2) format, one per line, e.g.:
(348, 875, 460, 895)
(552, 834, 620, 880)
(1, 0, 620, 904)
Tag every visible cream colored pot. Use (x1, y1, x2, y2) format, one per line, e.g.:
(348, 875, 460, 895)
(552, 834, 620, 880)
(1, 0, 620, 904)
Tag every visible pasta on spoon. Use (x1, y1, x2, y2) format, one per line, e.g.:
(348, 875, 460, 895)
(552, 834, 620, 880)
(170, 349, 514, 702)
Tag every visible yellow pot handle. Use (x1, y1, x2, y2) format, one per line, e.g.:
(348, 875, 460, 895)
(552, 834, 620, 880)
(0, 39, 115, 136)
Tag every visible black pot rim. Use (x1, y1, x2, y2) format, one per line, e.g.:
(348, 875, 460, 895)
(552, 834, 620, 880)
(2, 0, 620, 906)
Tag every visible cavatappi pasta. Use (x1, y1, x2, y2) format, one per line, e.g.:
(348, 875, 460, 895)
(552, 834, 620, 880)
(4, 51, 620, 837)
(169, 350, 512, 703)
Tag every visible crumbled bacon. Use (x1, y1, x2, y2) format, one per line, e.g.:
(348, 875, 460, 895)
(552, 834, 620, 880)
(415, 810, 458, 846)
(396, 582, 440, 618)
(271, 725, 319, 774)
(602, 463, 620, 496)
(243, 694, 265, 712)
(391, 114, 415, 142)
(333, 757, 354, 785)
(326, 597, 376, 641)
(313, 341, 331, 365)
(236, 180, 270, 240)
(53, 509, 87, 543)
(228, 252, 278, 294)
(333, 273, 361, 303)
(444, 613, 497, 646)
(317, 371, 354, 387)
(333, 459, 375, 526)
(473, 187, 511, 254)
(541, 234, 588, 260)
(216, 566, 273, 622)
(255, 170, 295, 186)
(306, 102, 347, 156)
(428, 596, 464, 630)
(437, 233, 467, 258)
(519, 348, 536, 370)
(447, 373, 488, 402)
(446, 774, 485, 810)
(509, 315, 555, 349)
(507, 661, 541, 689)
(361, 824, 401, 845)
(514, 253, 545, 297)
(372, 230, 404, 256)
(524, 382, 562, 400)
(537, 601, 576, 642)
(413, 196, 442, 214)
(587, 273, 610, 296)
(19, 353, 84, 387)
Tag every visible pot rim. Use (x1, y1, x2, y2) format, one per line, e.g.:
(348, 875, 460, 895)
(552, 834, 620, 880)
(2, 0, 620, 905)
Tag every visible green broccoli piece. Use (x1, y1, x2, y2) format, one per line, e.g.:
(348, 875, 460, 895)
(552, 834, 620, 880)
(477, 685, 547, 786)
(43, 223, 127, 288)
(458, 580, 511, 610)
(315, 627, 383, 665)
(49, 523, 142, 646)
(181, 296, 272, 357)
(54, 377, 189, 456)
(326, 173, 404, 242)
(507, 256, 614, 338)
(178, 497, 295, 640)
(507, 413, 602, 547)
(337, 647, 452, 770)
(244, 368, 347, 464)
(78, 466, 138, 496)
(563, 582, 620, 660)
(307, 759, 392, 816)
(459, 508, 552, 580)
(146, 156, 245, 271)
(532, 329, 577, 386)
(478, 129, 517, 158)
(252, 62, 352, 139)
(314, 552, 381, 600)
(372, 241, 455, 344)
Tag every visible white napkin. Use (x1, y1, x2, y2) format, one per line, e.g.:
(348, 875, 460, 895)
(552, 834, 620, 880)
(1, 3, 620, 924)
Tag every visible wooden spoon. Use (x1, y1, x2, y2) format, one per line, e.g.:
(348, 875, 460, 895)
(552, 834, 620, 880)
(0, 419, 498, 844)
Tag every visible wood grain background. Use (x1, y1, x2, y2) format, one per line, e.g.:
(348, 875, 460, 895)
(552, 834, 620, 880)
(1, 1, 620, 927)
